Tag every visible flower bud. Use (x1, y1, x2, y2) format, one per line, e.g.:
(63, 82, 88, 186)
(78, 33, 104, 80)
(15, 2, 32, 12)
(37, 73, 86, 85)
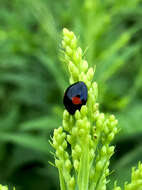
(79, 129, 85, 136)
(63, 110, 69, 120)
(65, 159, 72, 171)
(108, 146, 115, 155)
(75, 110, 81, 120)
(74, 160, 79, 171)
(87, 67, 94, 81)
(108, 132, 115, 142)
(66, 46, 73, 56)
(96, 161, 103, 171)
(62, 141, 67, 149)
(69, 177, 75, 188)
(72, 127, 78, 136)
(64, 36, 70, 44)
(82, 60, 88, 72)
(101, 146, 107, 156)
(70, 39, 77, 49)
(68, 61, 79, 78)
(75, 145, 82, 155)
(55, 159, 62, 168)
(80, 105, 87, 116)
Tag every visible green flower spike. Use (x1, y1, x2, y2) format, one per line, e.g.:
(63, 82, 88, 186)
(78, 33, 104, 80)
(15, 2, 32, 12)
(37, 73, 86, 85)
(51, 28, 142, 190)
(0, 185, 8, 190)
(114, 162, 142, 190)
(51, 28, 118, 190)
(0, 185, 15, 190)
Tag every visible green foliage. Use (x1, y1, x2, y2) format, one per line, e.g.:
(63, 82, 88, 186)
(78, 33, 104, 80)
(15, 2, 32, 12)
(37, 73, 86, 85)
(0, 0, 142, 189)
(0, 185, 15, 190)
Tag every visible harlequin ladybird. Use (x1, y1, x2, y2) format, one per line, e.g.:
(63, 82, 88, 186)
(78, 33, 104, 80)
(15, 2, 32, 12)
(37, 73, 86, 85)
(63, 81, 88, 115)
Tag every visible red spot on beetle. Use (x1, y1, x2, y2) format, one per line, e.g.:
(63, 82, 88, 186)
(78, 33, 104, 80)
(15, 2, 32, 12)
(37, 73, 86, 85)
(72, 97, 82, 105)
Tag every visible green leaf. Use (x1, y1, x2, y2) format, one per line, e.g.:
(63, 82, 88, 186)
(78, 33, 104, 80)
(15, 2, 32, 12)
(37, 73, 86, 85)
(118, 102, 142, 137)
(0, 132, 50, 155)
(20, 115, 60, 131)
(0, 105, 19, 131)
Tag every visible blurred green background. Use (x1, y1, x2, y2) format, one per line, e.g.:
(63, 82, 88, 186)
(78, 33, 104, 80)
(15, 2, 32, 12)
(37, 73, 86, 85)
(0, 0, 142, 189)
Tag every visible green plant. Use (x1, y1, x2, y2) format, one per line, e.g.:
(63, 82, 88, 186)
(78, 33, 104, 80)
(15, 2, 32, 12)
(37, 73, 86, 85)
(0, 0, 142, 189)
(51, 28, 142, 190)
(0, 185, 15, 190)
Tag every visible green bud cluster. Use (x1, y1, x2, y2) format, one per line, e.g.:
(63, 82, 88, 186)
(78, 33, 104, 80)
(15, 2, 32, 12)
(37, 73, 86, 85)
(0, 186, 8, 190)
(52, 127, 75, 190)
(51, 28, 118, 190)
(51, 28, 142, 190)
(62, 28, 93, 87)
(0, 185, 15, 190)
(125, 162, 142, 190)
(113, 162, 142, 190)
